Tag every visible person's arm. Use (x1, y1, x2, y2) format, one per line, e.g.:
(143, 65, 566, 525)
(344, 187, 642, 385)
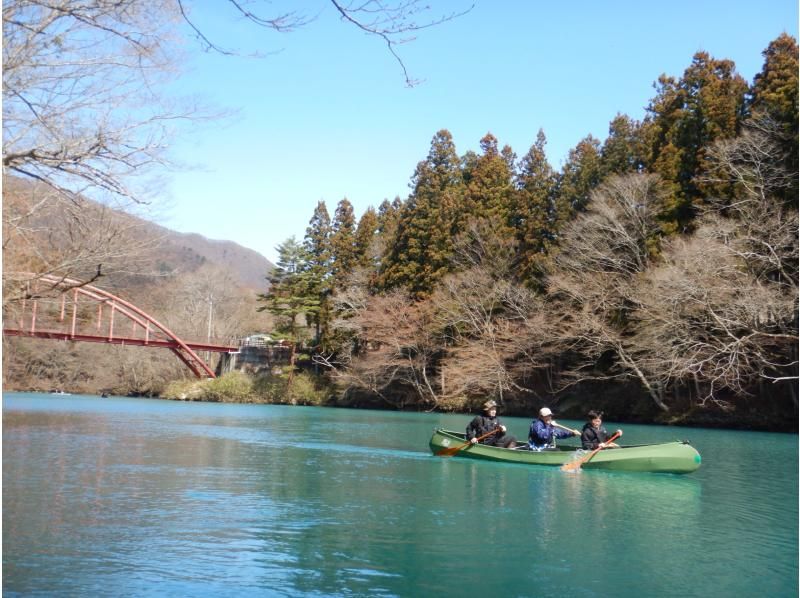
(466, 417, 480, 442)
(598, 427, 622, 448)
(553, 426, 577, 440)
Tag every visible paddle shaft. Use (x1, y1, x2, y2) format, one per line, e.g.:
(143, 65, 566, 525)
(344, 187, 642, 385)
(435, 428, 501, 457)
(552, 421, 581, 435)
(562, 430, 622, 471)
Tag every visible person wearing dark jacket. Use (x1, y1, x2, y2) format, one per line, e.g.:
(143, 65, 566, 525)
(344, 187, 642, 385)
(581, 410, 622, 450)
(466, 400, 517, 448)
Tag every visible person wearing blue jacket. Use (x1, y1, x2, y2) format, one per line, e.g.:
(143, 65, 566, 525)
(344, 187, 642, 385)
(528, 407, 579, 450)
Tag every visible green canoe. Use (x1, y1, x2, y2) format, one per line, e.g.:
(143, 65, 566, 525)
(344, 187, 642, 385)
(429, 428, 701, 474)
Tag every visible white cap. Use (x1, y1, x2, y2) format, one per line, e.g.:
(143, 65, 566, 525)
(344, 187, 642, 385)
(539, 407, 553, 417)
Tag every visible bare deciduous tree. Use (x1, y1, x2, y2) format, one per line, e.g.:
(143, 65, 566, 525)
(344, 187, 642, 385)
(633, 121, 798, 407)
(703, 116, 797, 205)
(154, 264, 263, 342)
(322, 289, 443, 408)
(2, 177, 161, 307)
(430, 268, 535, 403)
(3, 1, 193, 299)
(178, 0, 473, 87)
(547, 173, 671, 410)
(3, 1, 184, 202)
(633, 222, 797, 407)
(702, 117, 798, 287)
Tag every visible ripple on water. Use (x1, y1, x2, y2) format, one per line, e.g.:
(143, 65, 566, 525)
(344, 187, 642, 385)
(3, 394, 797, 597)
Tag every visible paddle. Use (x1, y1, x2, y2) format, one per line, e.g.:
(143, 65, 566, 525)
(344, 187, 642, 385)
(552, 421, 580, 435)
(561, 430, 622, 472)
(435, 428, 500, 457)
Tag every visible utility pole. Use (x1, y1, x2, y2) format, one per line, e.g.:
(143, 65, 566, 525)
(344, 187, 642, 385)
(206, 294, 213, 365)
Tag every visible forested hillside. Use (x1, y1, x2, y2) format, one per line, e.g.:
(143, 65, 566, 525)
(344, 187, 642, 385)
(262, 35, 799, 429)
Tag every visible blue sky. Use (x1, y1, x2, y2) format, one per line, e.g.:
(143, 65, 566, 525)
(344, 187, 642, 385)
(161, 1, 797, 265)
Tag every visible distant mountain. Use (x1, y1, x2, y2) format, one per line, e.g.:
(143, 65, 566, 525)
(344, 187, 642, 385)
(2, 175, 273, 291)
(149, 224, 273, 291)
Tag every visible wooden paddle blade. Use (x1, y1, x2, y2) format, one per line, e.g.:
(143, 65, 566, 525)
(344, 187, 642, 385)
(560, 431, 622, 471)
(560, 458, 586, 472)
(434, 440, 470, 457)
(435, 446, 464, 457)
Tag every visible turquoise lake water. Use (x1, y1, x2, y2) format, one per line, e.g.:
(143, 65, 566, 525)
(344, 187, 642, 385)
(3, 393, 797, 596)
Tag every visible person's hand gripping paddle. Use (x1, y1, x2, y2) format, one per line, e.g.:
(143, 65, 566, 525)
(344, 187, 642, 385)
(435, 429, 499, 457)
(561, 431, 622, 472)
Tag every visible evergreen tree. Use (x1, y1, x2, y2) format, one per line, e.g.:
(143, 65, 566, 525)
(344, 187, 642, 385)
(514, 129, 559, 284)
(354, 206, 379, 269)
(303, 201, 333, 347)
(600, 113, 646, 178)
(644, 51, 748, 231)
(462, 133, 516, 238)
(501, 145, 517, 174)
(330, 198, 357, 287)
(379, 129, 464, 296)
(749, 33, 799, 202)
(257, 237, 319, 341)
(377, 197, 403, 238)
(554, 135, 602, 223)
(304, 200, 332, 275)
(750, 33, 798, 128)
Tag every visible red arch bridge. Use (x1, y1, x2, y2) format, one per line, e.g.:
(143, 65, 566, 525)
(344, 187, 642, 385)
(3, 274, 238, 378)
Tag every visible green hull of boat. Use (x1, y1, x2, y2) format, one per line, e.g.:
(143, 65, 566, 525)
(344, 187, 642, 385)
(429, 429, 701, 474)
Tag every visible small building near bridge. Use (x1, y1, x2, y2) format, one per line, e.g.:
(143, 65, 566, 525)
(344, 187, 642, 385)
(216, 334, 293, 375)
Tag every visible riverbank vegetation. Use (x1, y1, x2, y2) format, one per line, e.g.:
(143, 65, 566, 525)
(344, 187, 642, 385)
(162, 371, 330, 406)
(259, 35, 798, 430)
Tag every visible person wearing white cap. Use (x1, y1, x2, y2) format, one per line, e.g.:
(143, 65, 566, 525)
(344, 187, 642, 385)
(465, 399, 517, 448)
(528, 407, 580, 450)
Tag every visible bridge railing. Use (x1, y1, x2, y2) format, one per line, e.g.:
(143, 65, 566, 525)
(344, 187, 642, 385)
(3, 274, 227, 378)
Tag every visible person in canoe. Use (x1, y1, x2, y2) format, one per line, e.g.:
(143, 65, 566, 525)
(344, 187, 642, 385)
(466, 400, 517, 448)
(581, 410, 622, 450)
(528, 407, 580, 450)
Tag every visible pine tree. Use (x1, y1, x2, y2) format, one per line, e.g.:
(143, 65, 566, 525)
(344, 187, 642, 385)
(330, 198, 357, 288)
(751, 33, 799, 127)
(379, 129, 464, 296)
(377, 197, 403, 238)
(600, 113, 646, 178)
(304, 201, 332, 275)
(303, 201, 332, 347)
(514, 129, 558, 283)
(749, 33, 799, 202)
(554, 135, 602, 224)
(644, 51, 748, 231)
(257, 237, 319, 341)
(354, 206, 379, 269)
(462, 133, 516, 238)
